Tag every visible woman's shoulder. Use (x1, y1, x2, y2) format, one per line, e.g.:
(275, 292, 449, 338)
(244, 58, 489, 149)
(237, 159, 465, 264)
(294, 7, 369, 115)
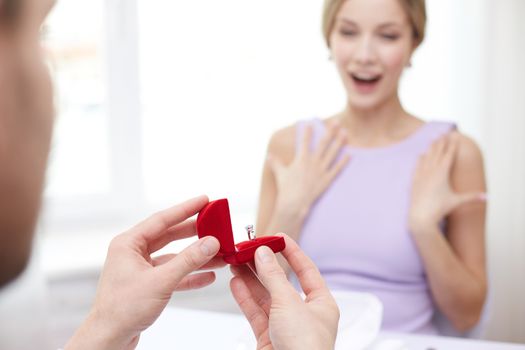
(447, 130, 486, 192)
(451, 130, 485, 170)
(423, 117, 484, 168)
(422, 119, 482, 161)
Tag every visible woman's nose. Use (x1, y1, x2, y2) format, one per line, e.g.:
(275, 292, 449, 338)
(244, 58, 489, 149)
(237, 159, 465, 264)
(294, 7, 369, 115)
(354, 36, 376, 65)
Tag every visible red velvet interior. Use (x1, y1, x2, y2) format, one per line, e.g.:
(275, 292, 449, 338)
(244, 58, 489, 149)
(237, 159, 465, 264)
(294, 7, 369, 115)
(229, 236, 286, 265)
(197, 198, 286, 265)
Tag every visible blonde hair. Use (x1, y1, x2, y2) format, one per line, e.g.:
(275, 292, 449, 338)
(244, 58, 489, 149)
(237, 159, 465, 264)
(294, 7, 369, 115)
(322, 0, 426, 48)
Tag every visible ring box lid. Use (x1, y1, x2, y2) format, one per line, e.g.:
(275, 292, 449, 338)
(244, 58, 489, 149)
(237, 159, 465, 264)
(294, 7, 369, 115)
(196, 198, 237, 256)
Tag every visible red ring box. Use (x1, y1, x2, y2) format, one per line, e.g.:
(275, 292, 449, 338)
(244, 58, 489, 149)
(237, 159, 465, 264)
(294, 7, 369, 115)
(196, 198, 285, 265)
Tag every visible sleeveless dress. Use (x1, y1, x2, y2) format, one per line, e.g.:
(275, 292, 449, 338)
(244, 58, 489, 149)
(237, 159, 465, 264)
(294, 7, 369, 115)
(295, 118, 456, 334)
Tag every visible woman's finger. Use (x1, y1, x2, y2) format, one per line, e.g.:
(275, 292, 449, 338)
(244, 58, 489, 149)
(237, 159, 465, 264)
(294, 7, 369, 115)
(314, 122, 337, 159)
(451, 192, 487, 212)
(430, 137, 447, 166)
(266, 153, 284, 176)
(321, 130, 347, 170)
(325, 153, 350, 187)
(415, 152, 429, 174)
(298, 125, 314, 157)
(442, 133, 459, 171)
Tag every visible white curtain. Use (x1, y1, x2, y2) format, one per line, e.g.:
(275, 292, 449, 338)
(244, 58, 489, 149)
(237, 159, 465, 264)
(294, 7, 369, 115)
(405, 1, 525, 341)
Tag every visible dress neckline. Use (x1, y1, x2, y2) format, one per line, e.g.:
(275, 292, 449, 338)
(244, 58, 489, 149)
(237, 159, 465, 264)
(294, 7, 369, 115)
(312, 117, 433, 155)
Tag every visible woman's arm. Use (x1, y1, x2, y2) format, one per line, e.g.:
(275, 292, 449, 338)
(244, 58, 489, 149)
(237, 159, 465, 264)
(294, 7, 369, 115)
(256, 125, 307, 240)
(410, 132, 487, 332)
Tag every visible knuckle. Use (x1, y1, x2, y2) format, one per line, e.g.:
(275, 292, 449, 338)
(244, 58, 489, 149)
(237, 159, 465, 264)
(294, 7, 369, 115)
(108, 234, 126, 252)
(246, 307, 266, 326)
(181, 248, 202, 269)
(265, 266, 286, 280)
(150, 211, 168, 230)
(256, 295, 272, 310)
(185, 276, 198, 290)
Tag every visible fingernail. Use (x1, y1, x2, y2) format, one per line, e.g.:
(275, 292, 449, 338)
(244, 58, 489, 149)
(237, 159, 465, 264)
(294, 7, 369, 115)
(200, 237, 219, 256)
(256, 246, 273, 264)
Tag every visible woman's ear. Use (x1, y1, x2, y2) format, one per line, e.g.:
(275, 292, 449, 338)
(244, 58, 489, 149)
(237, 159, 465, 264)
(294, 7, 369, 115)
(407, 38, 421, 66)
(406, 47, 416, 68)
(328, 43, 335, 61)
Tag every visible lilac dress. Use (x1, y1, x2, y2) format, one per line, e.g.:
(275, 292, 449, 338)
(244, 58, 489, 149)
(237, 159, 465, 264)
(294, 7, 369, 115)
(296, 118, 455, 334)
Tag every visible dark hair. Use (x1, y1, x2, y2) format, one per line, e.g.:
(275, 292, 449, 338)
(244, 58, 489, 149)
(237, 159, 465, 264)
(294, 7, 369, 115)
(0, 0, 22, 24)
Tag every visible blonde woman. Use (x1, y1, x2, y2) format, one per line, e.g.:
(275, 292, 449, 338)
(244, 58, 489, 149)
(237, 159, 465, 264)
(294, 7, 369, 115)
(257, 0, 487, 334)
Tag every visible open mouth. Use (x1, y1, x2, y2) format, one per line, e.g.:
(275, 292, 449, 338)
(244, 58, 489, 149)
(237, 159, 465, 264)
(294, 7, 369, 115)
(350, 73, 382, 92)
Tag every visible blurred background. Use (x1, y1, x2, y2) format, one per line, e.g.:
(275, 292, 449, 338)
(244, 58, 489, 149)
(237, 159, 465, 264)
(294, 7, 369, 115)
(2, 0, 523, 347)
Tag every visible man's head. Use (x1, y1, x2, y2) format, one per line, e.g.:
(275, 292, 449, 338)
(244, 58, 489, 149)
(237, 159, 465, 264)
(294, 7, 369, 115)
(0, 0, 56, 287)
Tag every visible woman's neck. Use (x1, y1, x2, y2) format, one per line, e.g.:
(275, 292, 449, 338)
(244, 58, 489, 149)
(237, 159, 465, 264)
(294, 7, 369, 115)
(335, 94, 421, 146)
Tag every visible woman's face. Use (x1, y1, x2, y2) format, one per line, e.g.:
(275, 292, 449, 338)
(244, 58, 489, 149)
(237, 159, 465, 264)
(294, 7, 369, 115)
(329, 0, 415, 110)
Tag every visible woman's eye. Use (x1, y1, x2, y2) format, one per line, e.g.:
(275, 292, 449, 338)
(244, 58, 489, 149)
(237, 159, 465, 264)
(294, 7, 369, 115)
(340, 30, 357, 37)
(380, 33, 399, 41)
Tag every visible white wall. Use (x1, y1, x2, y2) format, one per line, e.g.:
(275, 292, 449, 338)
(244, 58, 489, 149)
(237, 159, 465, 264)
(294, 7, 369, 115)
(480, 0, 525, 343)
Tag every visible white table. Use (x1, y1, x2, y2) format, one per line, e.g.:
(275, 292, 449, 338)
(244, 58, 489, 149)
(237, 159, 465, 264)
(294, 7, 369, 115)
(371, 331, 525, 350)
(137, 307, 525, 350)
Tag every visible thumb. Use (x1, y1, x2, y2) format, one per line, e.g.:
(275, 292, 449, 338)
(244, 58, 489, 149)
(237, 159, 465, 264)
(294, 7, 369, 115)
(254, 246, 295, 298)
(156, 236, 220, 290)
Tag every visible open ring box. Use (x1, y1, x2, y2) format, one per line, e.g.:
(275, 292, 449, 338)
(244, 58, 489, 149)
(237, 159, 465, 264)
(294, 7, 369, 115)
(196, 198, 286, 265)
